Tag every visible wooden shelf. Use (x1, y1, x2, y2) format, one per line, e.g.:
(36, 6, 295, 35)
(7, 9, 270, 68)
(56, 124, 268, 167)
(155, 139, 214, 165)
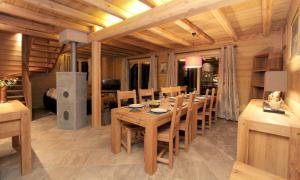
(250, 49, 283, 99)
(253, 69, 266, 72)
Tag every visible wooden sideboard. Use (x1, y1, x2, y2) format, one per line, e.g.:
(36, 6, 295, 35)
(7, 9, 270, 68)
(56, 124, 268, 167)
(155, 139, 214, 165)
(237, 99, 300, 179)
(0, 100, 31, 175)
(230, 161, 285, 180)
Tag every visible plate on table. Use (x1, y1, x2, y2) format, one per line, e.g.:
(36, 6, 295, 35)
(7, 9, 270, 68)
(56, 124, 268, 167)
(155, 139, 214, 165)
(168, 97, 176, 102)
(128, 104, 144, 108)
(194, 99, 201, 102)
(150, 108, 168, 114)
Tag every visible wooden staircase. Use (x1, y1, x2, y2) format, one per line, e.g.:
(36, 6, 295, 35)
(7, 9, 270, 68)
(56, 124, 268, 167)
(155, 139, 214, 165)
(29, 37, 64, 73)
(1, 35, 65, 109)
(7, 77, 25, 104)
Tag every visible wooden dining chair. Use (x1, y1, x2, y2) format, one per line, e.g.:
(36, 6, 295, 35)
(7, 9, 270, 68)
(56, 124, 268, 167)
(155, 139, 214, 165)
(161, 87, 173, 97)
(211, 89, 218, 124)
(197, 89, 209, 136)
(138, 88, 154, 103)
(179, 93, 196, 152)
(157, 95, 184, 168)
(179, 86, 187, 94)
(117, 90, 143, 154)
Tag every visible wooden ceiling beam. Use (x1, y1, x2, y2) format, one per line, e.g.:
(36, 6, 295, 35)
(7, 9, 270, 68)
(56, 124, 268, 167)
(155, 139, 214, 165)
(0, 14, 56, 34)
(0, 23, 58, 39)
(118, 36, 166, 52)
(0, 2, 90, 32)
(148, 27, 191, 46)
(175, 19, 215, 44)
(22, 0, 106, 27)
(103, 40, 150, 54)
(262, 0, 273, 36)
(79, 0, 128, 19)
(139, 0, 156, 8)
(140, 0, 214, 44)
(89, 0, 247, 41)
(132, 32, 174, 49)
(211, 9, 238, 41)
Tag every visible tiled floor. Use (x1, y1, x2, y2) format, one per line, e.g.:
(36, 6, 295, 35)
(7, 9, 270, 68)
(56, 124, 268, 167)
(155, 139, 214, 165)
(0, 115, 237, 180)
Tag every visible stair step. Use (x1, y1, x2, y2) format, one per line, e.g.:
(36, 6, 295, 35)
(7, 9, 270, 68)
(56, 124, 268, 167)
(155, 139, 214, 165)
(7, 95, 25, 99)
(7, 89, 23, 93)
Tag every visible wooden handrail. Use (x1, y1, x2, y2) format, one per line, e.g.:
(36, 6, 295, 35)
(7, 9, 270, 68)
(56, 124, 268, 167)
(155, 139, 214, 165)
(22, 35, 32, 114)
(49, 43, 66, 73)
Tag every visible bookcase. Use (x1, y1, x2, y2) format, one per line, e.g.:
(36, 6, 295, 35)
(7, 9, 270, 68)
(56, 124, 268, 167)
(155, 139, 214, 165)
(251, 51, 283, 99)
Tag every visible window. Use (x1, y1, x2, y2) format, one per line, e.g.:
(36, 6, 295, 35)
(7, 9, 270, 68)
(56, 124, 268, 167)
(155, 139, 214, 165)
(200, 57, 219, 94)
(177, 60, 197, 92)
(129, 59, 150, 91)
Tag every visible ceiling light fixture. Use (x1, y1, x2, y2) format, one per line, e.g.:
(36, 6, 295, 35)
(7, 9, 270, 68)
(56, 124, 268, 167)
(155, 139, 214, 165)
(185, 32, 202, 68)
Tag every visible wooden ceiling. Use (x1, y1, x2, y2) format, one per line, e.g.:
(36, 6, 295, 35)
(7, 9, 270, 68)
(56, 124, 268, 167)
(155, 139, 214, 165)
(0, 0, 291, 57)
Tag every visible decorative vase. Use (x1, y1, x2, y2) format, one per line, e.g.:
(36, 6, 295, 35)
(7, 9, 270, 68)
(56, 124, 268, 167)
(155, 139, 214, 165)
(0, 86, 8, 103)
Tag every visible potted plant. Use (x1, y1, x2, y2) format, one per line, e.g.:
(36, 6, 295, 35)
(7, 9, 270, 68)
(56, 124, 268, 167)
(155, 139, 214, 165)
(0, 78, 18, 103)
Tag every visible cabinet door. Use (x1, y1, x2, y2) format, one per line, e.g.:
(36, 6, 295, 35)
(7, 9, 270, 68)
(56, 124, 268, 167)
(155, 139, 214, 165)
(289, 128, 300, 180)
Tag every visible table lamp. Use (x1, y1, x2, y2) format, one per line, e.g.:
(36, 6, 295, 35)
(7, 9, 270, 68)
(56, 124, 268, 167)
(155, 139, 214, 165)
(263, 71, 287, 114)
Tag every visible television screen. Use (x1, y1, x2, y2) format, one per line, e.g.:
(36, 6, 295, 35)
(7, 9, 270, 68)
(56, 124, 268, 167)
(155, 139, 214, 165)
(102, 79, 120, 90)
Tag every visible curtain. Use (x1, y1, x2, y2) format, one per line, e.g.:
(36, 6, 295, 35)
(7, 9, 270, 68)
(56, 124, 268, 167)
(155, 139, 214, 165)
(166, 52, 178, 87)
(218, 45, 240, 121)
(148, 55, 158, 91)
(121, 58, 129, 91)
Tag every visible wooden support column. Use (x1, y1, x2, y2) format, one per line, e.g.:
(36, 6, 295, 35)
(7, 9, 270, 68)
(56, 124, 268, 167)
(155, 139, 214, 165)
(92, 40, 101, 128)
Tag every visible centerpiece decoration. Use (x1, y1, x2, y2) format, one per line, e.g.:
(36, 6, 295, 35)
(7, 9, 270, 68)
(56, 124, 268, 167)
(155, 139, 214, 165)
(0, 78, 18, 103)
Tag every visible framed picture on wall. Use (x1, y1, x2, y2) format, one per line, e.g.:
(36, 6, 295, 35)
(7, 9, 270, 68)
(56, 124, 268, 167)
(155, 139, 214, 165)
(291, 9, 300, 57)
(159, 62, 167, 74)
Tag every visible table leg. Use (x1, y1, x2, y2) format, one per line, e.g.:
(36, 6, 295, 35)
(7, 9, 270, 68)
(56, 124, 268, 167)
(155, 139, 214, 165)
(12, 136, 20, 150)
(20, 110, 31, 175)
(111, 110, 121, 154)
(144, 125, 157, 175)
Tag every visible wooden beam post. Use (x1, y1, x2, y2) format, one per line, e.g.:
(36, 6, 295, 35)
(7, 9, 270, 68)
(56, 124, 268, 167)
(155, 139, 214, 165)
(91, 40, 101, 128)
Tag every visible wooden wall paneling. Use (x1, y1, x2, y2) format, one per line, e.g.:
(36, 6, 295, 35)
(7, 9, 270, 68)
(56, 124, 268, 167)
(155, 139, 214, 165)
(91, 40, 101, 128)
(284, 0, 300, 120)
(0, 31, 22, 78)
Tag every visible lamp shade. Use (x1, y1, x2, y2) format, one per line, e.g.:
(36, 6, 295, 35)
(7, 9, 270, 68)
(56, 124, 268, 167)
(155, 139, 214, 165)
(185, 56, 202, 68)
(264, 71, 287, 92)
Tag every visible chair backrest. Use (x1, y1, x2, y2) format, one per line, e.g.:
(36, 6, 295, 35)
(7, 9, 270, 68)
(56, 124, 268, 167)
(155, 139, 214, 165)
(171, 86, 181, 96)
(169, 95, 184, 139)
(139, 88, 154, 103)
(201, 89, 210, 117)
(179, 86, 187, 94)
(117, 90, 137, 107)
(161, 87, 173, 97)
(209, 88, 216, 112)
(184, 93, 196, 129)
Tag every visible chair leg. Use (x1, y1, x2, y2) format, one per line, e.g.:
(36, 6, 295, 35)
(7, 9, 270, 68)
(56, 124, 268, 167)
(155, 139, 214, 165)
(184, 130, 189, 152)
(168, 141, 173, 169)
(127, 128, 132, 154)
(175, 131, 179, 156)
(209, 112, 212, 129)
(202, 118, 205, 136)
(214, 111, 217, 123)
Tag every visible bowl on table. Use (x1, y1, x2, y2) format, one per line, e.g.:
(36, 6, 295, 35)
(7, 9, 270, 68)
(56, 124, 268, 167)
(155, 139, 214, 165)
(149, 100, 160, 108)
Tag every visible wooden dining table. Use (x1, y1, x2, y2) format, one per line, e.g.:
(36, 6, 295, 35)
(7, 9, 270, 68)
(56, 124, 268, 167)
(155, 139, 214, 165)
(111, 97, 206, 175)
(0, 100, 31, 175)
